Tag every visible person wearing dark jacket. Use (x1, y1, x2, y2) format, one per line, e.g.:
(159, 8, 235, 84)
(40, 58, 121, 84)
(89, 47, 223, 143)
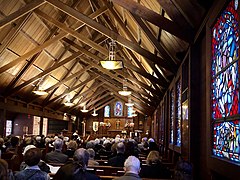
(45, 138, 68, 164)
(140, 150, 171, 179)
(53, 148, 100, 180)
(114, 156, 141, 180)
(108, 142, 126, 167)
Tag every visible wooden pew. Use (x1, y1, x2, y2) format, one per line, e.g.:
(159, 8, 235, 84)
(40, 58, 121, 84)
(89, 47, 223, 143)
(87, 165, 125, 176)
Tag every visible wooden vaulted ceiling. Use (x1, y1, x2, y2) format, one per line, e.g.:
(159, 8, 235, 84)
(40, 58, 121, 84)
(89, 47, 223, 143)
(0, 0, 212, 117)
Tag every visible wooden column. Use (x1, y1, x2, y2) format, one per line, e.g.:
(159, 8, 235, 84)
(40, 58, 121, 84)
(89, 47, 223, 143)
(0, 109, 6, 137)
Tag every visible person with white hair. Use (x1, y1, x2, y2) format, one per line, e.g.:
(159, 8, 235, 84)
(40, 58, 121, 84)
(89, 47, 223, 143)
(53, 148, 100, 180)
(114, 156, 141, 180)
(45, 138, 68, 164)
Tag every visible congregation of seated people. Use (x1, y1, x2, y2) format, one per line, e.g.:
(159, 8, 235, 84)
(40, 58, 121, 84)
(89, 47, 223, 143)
(0, 134, 192, 180)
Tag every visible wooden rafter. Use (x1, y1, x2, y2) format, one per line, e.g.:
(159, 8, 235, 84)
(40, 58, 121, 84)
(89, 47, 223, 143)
(45, 0, 175, 74)
(0, 0, 45, 28)
(111, 0, 193, 42)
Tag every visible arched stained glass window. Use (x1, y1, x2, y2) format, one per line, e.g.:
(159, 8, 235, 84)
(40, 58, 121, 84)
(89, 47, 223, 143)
(114, 101, 123, 116)
(176, 80, 181, 146)
(104, 105, 110, 117)
(211, 0, 239, 163)
(170, 89, 174, 144)
(127, 106, 133, 117)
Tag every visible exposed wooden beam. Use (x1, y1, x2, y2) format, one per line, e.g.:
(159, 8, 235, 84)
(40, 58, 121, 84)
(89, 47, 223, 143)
(111, 0, 193, 42)
(0, 0, 45, 28)
(83, 92, 111, 110)
(46, 75, 99, 106)
(45, 0, 174, 73)
(70, 81, 105, 104)
(46, 66, 91, 93)
(5, 50, 84, 97)
(131, 13, 177, 67)
(90, 96, 115, 112)
(0, 13, 32, 55)
(157, 0, 194, 28)
(0, 32, 65, 74)
(35, 10, 168, 89)
(63, 39, 159, 101)
(34, 8, 109, 56)
(103, 0, 176, 73)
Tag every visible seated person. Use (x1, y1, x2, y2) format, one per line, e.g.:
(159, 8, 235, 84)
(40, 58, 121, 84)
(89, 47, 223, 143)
(140, 150, 171, 179)
(20, 145, 50, 173)
(45, 138, 68, 164)
(108, 142, 126, 167)
(114, 156, 141, 180)
(65, 140, 78, 158)
(0, 159, 14, 180)
(15, 148, 50, 180)
(174, 157, 193, 180)
(87, 148, 99, 166)
(53, 148, 100, 180)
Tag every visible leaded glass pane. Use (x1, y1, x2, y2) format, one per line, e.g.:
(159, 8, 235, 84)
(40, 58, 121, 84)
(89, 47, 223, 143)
(211, 0, 240, 163)
(127, 106, 133, 117)
(114, 101, 123, 116)
(104, 105, 110, 117)
(176, 80, 181, 146)
(213, 120, 240, 162)
(211, 0, 239, 119)
(170, 89, 174, 144)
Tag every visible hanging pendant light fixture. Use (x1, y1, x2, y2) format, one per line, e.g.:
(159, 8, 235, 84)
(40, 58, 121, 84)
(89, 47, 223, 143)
(32, 77, 48, 95)
(64, 94, 75, 106)
(118, 79, 131, 96)
(100, 39, 123, 70)
(125, 97, 134, 106)
(81, 105, 89, 113)
(92, 108, 98, 116)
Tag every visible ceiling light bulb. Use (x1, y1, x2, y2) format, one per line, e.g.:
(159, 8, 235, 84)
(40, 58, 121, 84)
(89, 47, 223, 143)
(81, 105, 89, 113)
(33, 90, 48, 96)
(64, 102, 75, 106)
(92, 108, 98, 116)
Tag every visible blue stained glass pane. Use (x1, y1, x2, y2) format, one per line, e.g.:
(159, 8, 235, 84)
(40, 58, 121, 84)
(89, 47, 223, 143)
(160, 105, 164, 142)
(104, 105, 110, 117)
(115, 101, 123, 116)
(213, 120, 240, 162)
(211, 0, 239, 119)
(127, 106, 133, 117)
(176, 80, 181, 146)
(170, 89, 174, 144)
(211, 0, 240, 164)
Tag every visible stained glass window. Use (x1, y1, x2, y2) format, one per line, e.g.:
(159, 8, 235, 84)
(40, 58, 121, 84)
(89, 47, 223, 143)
(213, 120, 240, 162)
(211, 0, 239, 163)
(104, 105, 110, 117)
(170, 89, 174, 144)
(127, 106, 133, 117)
(211, 0, 239, 119)
(160, 104, 164, 143)
(114, 101, 123, 116)
(176, 80, 181, 146)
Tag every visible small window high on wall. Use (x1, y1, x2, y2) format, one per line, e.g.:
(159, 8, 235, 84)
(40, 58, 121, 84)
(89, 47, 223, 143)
(211, 0, 239, 163)
(114, 101, 123, 116)
(104, 105, 110, 117)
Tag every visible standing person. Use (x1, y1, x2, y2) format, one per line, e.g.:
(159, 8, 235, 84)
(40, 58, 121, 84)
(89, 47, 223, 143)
(53, 148, 100, 180)
(114, 156, 141, 180)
